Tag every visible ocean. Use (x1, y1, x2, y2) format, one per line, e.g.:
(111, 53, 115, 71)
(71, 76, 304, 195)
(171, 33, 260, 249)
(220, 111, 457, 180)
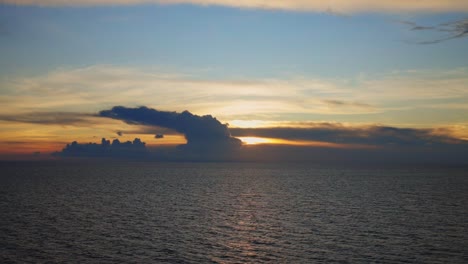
(1, 161, 467, 263)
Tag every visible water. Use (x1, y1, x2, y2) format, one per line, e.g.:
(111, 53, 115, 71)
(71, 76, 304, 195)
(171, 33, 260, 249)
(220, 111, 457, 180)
(1, 161, 467, 263)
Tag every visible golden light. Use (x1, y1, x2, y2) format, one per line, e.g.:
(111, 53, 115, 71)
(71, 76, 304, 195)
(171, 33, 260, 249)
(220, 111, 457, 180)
(228, 119, 273, 128)
(239, 137, 271, 145)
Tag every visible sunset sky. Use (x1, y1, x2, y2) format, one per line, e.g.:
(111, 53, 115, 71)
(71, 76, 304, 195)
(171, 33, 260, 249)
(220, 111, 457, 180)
(0, 1, 467, 162)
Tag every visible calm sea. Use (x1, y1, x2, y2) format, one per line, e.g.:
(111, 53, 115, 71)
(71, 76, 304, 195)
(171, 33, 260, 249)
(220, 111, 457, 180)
(1, 161, 467, 263)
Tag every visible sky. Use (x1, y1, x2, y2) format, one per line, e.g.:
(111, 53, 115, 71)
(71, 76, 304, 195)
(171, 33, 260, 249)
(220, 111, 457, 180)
(0, 0, 467, 163)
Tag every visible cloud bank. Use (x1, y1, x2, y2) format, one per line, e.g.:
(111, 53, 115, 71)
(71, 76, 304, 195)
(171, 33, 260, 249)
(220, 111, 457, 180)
(55, 137, 148, 158)
(3, 0, 468, 13)
(27, 107, 464, 164)
(231, 125, 467, 146)
(99, 106, 242, 153)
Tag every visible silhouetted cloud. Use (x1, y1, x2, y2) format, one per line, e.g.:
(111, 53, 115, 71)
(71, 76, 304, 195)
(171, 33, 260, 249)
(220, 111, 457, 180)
(402, 18, 468, 44)
(27, 106, 464, 164)
(99, 106, 242, 154)
(231, 125, 467, 146)
(117, 131, 123, 136)
(54, 138, 148, 158)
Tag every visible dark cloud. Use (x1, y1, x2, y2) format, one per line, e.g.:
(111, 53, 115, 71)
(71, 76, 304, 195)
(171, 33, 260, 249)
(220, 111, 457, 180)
(117, 131, 123, 136)
(232, 124, 468, 165)
(99, 106, 242, 154)
(54, 138, 148, 159)
(230, 125, 466, 146)
(401, 18, 468, 44)
(22, 107, 461, 164)
(0, 112, 98, 125)
(112, 126, 179, 137)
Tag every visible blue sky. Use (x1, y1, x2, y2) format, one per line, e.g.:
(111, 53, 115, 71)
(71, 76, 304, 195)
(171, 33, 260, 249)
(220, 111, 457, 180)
(1, 4, 467, 79)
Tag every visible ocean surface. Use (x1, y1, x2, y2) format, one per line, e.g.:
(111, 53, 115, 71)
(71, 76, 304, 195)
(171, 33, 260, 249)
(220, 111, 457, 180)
(1, 161, 467, 263)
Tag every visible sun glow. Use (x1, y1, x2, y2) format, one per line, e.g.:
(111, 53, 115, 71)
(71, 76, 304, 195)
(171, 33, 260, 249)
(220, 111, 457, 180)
(239, 137, 271, 145)
(237, 136, 377, 149)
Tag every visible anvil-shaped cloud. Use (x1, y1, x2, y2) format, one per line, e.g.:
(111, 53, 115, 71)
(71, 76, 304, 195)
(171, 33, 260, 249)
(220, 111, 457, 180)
(99, 106, 242, 153)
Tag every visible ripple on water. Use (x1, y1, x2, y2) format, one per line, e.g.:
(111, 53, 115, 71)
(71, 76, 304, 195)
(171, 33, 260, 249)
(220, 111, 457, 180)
(1, 162, 467, 263)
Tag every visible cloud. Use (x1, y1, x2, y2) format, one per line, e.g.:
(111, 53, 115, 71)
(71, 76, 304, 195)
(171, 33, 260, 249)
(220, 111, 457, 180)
(14, 107, 460, 164)
(0, 112, 97, 125)
(99, 106, 242, 153)
(54, 137, 149, 158)
(2, 65, 467, 127)
(95, 106, 468, 163)
(1, 65, 341, 116)
(230, 124, 467, 146)
(400, 21, 436, 31)
(322, 99, 374, 110)
(401, 18, 468, 44)
(2, 0, 468, 13)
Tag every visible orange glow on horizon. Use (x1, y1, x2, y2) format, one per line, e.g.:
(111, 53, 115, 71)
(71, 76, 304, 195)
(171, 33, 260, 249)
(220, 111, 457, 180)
(237, 136, 376, 149)
(239, 137, 272, 145)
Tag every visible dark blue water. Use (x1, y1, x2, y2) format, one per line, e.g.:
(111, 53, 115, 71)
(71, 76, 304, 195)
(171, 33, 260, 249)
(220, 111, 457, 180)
(1, 161, 467, 263)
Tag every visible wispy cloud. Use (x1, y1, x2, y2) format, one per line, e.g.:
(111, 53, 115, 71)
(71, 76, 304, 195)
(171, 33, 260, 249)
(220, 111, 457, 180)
(2, 0, 468, 13)
(401, 18, 468, 44)
(322, 99, 374, 110)
(0, 65, 361, 117)
(0, 112, 97, 125)
(1, 65, 467, 125)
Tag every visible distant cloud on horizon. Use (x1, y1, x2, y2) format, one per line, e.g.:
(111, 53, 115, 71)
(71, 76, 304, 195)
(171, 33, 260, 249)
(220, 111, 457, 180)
(3, 0, 468, 13)
(4, 106, 465, 163)
(230, 125, 468, 147)
(48, 110, 468, 163)
(2, 108, 467, 147)
(55, 137, 149, 158)
(99, 106, 242, 154)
